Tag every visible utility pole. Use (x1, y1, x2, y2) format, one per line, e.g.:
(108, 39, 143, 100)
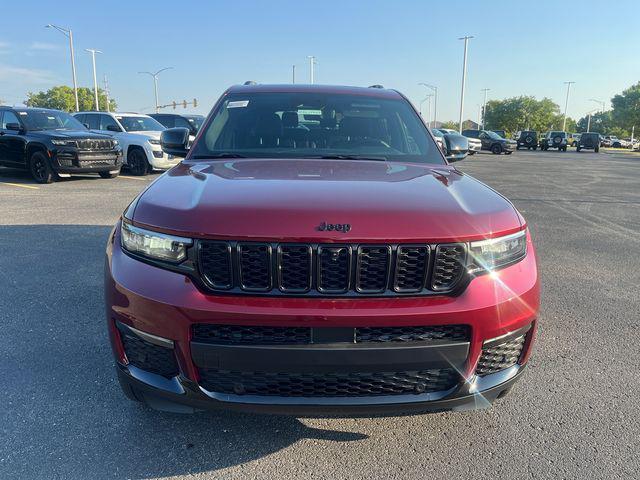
(419, 83, 438, 128)
(45, 24, 79, 111)
(85, 49, 102, 111)
(562, 81, 575, 131)
(139, 67, 173, 113)
(480, 88, 490, 129)
(307, 56, 316, 84)
(586, 109, 598, 132)
(292, 65, 296, 84)
(589, 98, 605, 113)
(457, 36, 473, 133)
(103, 74, 110, 112)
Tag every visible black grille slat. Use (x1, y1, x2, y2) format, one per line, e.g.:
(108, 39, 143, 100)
(278, 245, 312, 292)
(476, 335, 526, 376)
(356, 325, 470, 343)
(238, 244, 272, 291)
(193, 324, 311, 345)
(318, 246, 351, 293)
(394, 246, 429, 292)
(199, 368, 459, 397)
(121, 333, 178, 378)
(77, 138, 115, 150)
(199, 242, 232, 289)
(356, 246, 391, 293)
(431, 244, 466, 291)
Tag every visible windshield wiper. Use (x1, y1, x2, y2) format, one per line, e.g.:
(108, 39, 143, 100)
(191, 153, 248, 159)
(314, 154, 388, 161)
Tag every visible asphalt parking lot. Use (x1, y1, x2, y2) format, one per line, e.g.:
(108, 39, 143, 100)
(1, 149, 639, 479)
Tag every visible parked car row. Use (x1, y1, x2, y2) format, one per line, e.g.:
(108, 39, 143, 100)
(461, 129, 516, 155)
(0, 106, 204, 183)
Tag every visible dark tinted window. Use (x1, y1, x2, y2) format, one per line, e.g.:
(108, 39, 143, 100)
(191, 92, 442, 164)
(175, 117, 192, 129)
(1, 110, 21, 129)
(85, 113, 101, 130)
(100, 114, 120, 131)
(15, 110, 85, 131)
(462, 130, 479, 138)
(153, 115, 174, 128)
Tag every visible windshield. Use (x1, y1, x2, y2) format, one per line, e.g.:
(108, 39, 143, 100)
(550, 131, 566, 138)
(16, 110, 86, 131)
(190, 92, 443, 164)
(186, 116, 204, 130)
(116, 116, 165, 132)
(485, 131, 503, 140)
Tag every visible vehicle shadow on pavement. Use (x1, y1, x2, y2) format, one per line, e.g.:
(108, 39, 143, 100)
(0, 225, 367, 480)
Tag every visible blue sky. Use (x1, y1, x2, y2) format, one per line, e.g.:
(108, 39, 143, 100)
(1, 0, 639, 122)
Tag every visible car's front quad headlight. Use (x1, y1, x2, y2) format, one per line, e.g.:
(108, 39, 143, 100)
(120, 221, 192, 263)
(51, 139, 71, 146)
(468, 229, 527, 274)
(148, 139, 161, 145)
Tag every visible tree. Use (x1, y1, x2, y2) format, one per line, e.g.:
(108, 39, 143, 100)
(576, 111, 628, 137)
(484, 96, 564, 134)
(439, 120, 459, 130)
(611, 82, 640, 133)
(26, 85, 116, 112)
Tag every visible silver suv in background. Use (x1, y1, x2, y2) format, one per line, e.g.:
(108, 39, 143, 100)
(74, 112, 180, 175)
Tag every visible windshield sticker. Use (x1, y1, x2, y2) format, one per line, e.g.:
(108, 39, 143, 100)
(227, 100, 249, 108)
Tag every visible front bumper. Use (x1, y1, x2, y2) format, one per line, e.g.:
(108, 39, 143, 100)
(53, 147, 123, 173)
(105, 227, 539, 414)
(143, 144, 181, 170)
(468, 142, 481, 153)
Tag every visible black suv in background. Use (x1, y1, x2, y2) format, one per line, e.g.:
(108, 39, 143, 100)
(576, 132, 601, 152)
(149, 113, 205, 137)
(0, 107, 122, 183)
(516, 130, 538, 150)
(462, 129, 516, 154)
(540, 131, 568, 151)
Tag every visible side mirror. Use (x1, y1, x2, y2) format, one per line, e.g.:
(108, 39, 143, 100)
(83, 123, 90, 129)
(444, 135, 469, 163)
(161, 127, 190, 158)
(6, 122, 22, 132)
(106, 124, 121, 132)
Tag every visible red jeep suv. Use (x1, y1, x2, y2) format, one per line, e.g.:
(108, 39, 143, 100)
(105, 84, 539, 415)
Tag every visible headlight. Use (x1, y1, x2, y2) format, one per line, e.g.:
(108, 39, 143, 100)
(148, 139, 161, 145)
(112, 139, 120, 146)
(468, 230, 527, 273)
(51, 139, 71, 146)
(121, 221, 192, 263)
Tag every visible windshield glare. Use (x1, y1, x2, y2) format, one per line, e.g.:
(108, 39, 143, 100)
(117, 116, 165, 132)
(17, 110, 86, 131)
(190, 92, 443, 164)
(485, 131, 502, 140)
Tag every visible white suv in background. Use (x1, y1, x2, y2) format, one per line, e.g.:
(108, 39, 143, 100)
(74, 112, 180, 175)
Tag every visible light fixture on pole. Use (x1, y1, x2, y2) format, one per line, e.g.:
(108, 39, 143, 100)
(480, 88, 490, 129)
(307, 56, 317, 84)
(562, 81, 575, 131)
(85, 49, 102, 111)
(589, 98, 605, 113)
(138, 67, 173, 113)
(45, 24, 79, 111)
(419, 83, 438, 128)
(457, 36, 473, 133)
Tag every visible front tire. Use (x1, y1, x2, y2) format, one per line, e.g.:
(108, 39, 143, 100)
(29, 151, 56, 184)
(595, 146, 600, 153)
(128, 148, 149, 176)
(576, 146, 581, 152)
(491, 144, 502, 155)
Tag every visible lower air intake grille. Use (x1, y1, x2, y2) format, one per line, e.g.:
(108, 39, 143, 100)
(193, 324, 311, 345)
(476, 335, 526, 376)
(356, 325, 470, 343)
(198, 368, 459, 397)
(121, 332, 178, 378)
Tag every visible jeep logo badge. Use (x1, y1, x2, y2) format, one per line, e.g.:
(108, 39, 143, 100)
(317, 222, 351, 233)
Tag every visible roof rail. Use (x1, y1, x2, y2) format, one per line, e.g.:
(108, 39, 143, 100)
(368, 84, 384, 89)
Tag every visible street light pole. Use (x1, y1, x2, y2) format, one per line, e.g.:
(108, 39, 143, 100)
(589, 98, 605, 113)
(481, 88, 490, 129)
(419, 83, 438, 128)
(307, 56, 316, 84)
(103, 74, 110, 112)
(138, 67, 173, 113)
(586, 109, 598, 132)
(45, 24, 79, 111)
(85, 49, 102, 111)
(562, 81, 575, 131)
(292, 65, 296, 84)
(457, 36, 473, 133)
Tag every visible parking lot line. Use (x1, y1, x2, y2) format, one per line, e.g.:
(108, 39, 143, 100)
(118, 176, 149, 181)
(0, 182, 39, 190)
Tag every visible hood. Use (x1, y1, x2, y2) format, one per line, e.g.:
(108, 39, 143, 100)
(131, 159, 521, 242)
(31, 129, 113, 140)
(130, 131, 163, 141)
